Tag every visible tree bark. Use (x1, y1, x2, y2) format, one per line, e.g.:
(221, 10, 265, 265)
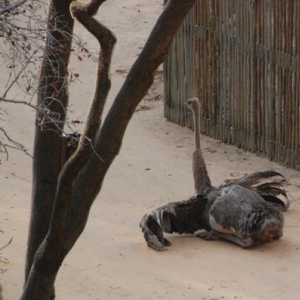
(25, 0, 74, 289)
(22, 0, 197, 299)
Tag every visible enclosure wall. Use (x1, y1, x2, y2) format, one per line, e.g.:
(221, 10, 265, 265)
(164, 0, 300, 168)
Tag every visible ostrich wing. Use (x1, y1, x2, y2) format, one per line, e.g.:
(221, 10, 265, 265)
(230, 169, 286, 186)
(139, 195, 210, 251)
(223, 169, 289, 210)
(252, 183, 289, 210)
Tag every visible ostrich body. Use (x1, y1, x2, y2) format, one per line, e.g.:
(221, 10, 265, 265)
(139, 98, 289, 250)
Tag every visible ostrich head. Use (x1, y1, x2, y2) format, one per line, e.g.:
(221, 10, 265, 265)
(186, 97, 200, 112)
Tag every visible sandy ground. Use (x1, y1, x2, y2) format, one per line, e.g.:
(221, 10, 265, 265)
(1, 0, 300, 299)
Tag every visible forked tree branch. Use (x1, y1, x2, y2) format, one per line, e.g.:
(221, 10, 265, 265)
(21, 0, 197, 299)
(21, 0, 116, 298)
(61, 0, 198, 257)
(70, 0, 197, 206)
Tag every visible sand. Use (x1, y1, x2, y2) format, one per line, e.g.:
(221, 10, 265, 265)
(1, 0, 300, 299)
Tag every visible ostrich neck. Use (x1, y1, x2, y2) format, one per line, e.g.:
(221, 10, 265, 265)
(192, 104, 212, 194)
(193, 106, 201, 150)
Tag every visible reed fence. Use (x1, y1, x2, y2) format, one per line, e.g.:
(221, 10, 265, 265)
(164, 0, 300, 168)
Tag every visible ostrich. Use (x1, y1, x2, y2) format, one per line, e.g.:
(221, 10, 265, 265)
(139, 98, 289, 251)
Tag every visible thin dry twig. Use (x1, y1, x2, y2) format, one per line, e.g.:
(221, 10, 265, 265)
(0, 237, 13, 251)
(0, 0, 28, 15)
(0, 127, 32, 159)
(0, 0, 99, 159)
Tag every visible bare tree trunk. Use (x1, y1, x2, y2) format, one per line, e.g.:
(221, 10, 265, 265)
(25, 0, 74, 288)
(22, 0, 196, 299)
